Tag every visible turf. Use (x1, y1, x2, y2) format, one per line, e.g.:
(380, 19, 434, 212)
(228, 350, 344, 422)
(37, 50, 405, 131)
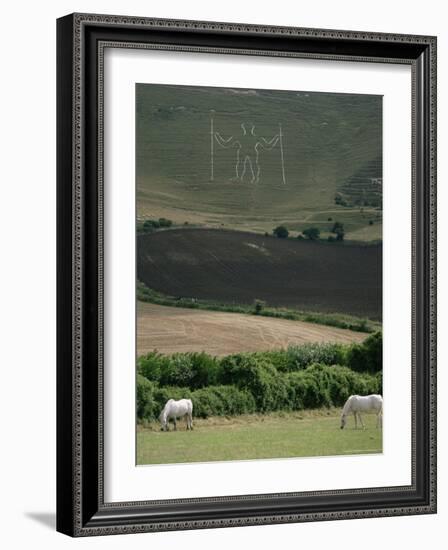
(137, 410, 382, 465)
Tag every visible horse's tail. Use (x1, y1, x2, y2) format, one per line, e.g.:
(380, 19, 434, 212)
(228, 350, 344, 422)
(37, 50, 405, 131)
(377, 395, 383, 413)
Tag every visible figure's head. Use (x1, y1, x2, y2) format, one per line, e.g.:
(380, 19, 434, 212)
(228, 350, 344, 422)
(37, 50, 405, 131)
(241, 122, 256, 135)
(340, 415, 346, 429)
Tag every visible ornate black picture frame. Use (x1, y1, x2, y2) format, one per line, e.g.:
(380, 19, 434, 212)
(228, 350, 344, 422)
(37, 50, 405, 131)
(57, 13, 437, 537)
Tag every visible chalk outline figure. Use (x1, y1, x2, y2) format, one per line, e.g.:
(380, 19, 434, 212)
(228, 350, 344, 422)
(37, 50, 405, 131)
(211, 117, 286, 184)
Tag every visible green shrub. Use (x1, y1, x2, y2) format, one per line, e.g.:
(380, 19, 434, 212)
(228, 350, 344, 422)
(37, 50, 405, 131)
(142, 220, 155, 233)
(158, 217, 173, 227)
(243, 361, 289, 412)
(273, 225, 289, 238)
(186, 352, 221, 388)
(252, 349, 291, 372)
(285, 364, 381, 410)
(282, 343, 346, 372)
(138, 351, 221, 389)
(191, 385, 256, 418)
(137, 351, 170, 383)
(302, 227, 320, 240)
(346, 331, 382, 373)
(218, 354, 289, 412)
(286, 371, 322, 409)
(218, 353, 246, 386)
(136, 375, 159, 421)
(375, 371, 383, 394)
(331, 222, 345, 241)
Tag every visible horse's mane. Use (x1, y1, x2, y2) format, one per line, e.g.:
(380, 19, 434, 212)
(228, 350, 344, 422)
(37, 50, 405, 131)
(341, 395, 354, 416)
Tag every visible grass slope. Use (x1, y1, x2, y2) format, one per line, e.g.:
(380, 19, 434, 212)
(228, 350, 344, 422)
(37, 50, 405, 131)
(137, 410, 382, 465)
(136, 84, 382, 240)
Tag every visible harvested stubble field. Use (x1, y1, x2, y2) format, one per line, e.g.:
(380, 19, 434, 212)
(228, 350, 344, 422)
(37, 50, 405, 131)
(137, 302, 366, 356)
(137, 228, 382, 320)
(137, 410, 382, 465)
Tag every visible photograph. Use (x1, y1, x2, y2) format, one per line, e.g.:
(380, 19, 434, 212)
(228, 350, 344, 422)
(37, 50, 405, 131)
(54, 8, 436, 538)
(135, 83, 384, 465)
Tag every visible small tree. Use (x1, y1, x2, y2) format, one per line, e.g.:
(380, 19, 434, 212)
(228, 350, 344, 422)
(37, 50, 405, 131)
(142, 220, 155, 233)
(253, 299, 266, 315)
(331, 222, 345, 241)
(335, 193, 348, 207)
(158, 217, 173, 228)
(302, 227, 320, 240)
(273, 225, 289, 239)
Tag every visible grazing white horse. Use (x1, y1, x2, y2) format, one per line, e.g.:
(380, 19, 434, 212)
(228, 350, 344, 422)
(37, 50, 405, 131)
(340, 394, 383, 429)
(159, 399, 193, 431)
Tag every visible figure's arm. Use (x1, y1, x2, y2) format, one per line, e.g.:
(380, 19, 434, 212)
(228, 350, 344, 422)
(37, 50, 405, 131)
(258, 135, 280, 150)
(214, 132, 235, 148)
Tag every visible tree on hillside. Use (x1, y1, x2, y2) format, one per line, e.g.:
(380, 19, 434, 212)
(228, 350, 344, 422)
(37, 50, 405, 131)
(331, 221, 345, 241)
(302, 227, 320, 240)
(142, 220, 156, 232)
(141, 217, 173, 232)
(335, 193, 348, 207)
(158, 217, 173, 228)
(273, 225, 289, 239)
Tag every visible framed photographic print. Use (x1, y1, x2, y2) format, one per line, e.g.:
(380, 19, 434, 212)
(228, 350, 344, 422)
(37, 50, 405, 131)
(56, 13, 437, 536)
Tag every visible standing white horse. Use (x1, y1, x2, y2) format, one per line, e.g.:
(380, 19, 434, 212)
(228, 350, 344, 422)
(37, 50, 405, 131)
(340, 394, 383, 429)
(159, 398, 193, 431)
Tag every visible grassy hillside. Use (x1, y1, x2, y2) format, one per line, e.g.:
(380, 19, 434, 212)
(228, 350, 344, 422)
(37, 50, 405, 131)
(136, 84, 382, 240)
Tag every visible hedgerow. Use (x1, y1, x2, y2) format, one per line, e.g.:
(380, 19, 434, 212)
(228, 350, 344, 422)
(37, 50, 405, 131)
(137, 334, 381, 390)
(136, 355, 382, 422)
(136, 334, 382, 421)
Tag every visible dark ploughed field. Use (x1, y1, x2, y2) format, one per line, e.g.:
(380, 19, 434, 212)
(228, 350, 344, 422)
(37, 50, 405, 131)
(137, 229, 382, 320)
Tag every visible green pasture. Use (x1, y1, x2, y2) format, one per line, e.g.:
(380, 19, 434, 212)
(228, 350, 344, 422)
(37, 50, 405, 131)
(137, 410, 382, 465)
